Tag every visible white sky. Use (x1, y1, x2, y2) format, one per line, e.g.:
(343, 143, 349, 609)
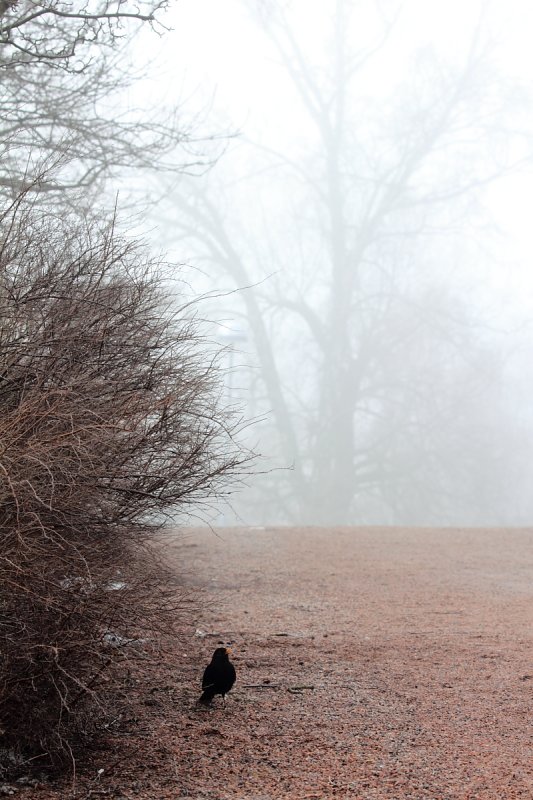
(126, 0, 533, 309)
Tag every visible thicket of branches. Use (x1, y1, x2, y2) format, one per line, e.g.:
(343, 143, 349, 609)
(0, 196, 248, 770)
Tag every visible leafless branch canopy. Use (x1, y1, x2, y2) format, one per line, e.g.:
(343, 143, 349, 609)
(0, 1, 212, 199)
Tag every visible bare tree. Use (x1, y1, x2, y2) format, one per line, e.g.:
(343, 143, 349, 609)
(155, 0, 533, 524)
(0, 1, 206, 200)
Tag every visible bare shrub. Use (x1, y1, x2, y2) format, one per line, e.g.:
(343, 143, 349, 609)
(0, 197, 249, 771)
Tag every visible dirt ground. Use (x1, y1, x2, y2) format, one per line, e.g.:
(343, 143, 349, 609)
(13, 526, 533, 799)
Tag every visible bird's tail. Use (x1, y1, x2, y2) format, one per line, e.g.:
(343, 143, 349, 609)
(197, 689, 215, 706)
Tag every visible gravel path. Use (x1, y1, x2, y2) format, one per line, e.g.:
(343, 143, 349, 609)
(19, 526, 533, 799)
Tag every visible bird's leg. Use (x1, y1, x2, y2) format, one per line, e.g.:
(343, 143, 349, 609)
(222, 694, 226, 708)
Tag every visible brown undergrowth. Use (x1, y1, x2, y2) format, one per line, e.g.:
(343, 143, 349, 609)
(0, 197, 249, 774)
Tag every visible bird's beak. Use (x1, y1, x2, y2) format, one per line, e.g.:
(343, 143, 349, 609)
(225, 647, 232, 655)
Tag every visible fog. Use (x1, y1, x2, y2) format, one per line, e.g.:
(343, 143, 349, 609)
(117, 0, 533, 526)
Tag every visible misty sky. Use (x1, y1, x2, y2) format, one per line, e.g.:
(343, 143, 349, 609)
(115, 0, 533, 361)
(127, 0, 533, 309)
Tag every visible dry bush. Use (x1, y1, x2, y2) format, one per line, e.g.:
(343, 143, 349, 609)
(0, 197, 249, 772)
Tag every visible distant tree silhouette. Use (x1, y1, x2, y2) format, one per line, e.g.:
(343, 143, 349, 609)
(158, 0, 533, 525)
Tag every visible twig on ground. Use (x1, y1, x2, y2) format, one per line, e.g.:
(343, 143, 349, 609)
(243, 683, 281, 689)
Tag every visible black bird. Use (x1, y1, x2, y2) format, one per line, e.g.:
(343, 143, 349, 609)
(198, 647, 236, 706)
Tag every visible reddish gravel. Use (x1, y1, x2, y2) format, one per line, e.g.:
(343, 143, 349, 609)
(14, 526, 533, 799)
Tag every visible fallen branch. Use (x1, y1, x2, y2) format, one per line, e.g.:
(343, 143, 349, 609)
(243, 683, 281, 689)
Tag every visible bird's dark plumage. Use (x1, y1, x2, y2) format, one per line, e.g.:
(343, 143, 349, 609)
(198, 647, 236, 706)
